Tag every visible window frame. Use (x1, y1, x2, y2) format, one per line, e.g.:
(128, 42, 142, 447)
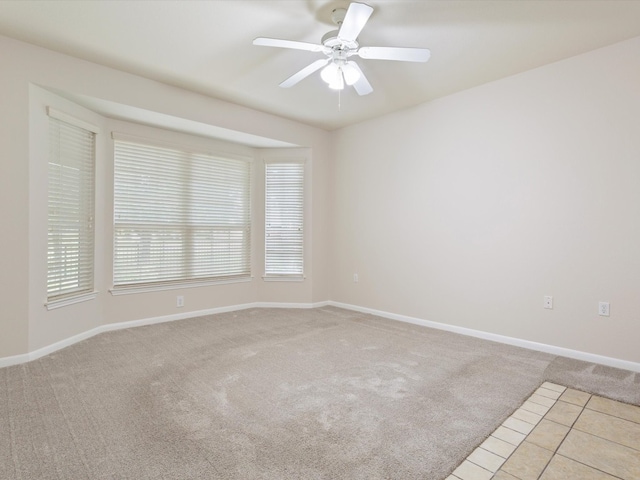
(45, 108, 99, 309)
(111, 133, 253, 293)
(263, 159, 305, 281)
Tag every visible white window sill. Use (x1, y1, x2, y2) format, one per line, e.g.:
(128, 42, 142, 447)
(46, 291, 98, 310)
(262, 275, 305, 282)
(110, 276, 253, 296)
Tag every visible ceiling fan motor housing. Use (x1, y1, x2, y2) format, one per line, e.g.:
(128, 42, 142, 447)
(321, 30, 358, 51)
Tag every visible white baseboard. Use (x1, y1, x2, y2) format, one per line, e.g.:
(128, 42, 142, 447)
(0, 353, 31, 369)
(0, 301, 328, 368)
(254, 301, 330, 309)
(328, 301, 640, 373)
(3, 299, 637, 374)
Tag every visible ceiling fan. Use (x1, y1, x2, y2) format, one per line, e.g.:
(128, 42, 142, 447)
(253, 2, 430, 95)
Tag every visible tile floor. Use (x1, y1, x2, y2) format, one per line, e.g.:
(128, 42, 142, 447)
(447, 382, 640, 480)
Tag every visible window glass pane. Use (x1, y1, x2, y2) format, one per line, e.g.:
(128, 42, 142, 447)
(47, 117, 95, 300)
(113, 141, 251, 287)
(265, 162, 304, 277)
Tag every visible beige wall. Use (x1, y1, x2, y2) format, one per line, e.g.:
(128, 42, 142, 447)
(0, 35, 331, 358)
(3, 30, 639, 367)
(330, 36, 640, 364)
(0, 45, 29, 357)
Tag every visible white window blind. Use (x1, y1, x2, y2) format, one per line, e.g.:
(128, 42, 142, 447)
(265, 162, 304, 278)
(113, 138, 251, 288)
(47, 113, 96, 302)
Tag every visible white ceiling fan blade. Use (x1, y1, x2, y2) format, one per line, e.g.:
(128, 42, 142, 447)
(279, 58, 330, 88)
(253, 37, 324, 53)
(338, 2, 373, 42)
(349, 62, 373, 96)
(358, 46, 431, 62)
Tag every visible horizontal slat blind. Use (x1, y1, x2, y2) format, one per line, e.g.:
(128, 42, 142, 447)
(113, 140, 251, 287)
(47, 117, 96, 301)
(265, 162, 304, 277)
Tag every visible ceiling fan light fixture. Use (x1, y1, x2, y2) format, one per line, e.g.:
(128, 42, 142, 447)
(320, 62, 340, 85)
(328, 72, 345, 90)
(342, 62, 361, 86)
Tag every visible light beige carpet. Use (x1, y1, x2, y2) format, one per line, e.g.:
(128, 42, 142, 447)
(1, 306, 638, 479)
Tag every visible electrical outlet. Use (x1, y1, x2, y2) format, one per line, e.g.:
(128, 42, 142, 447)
(176, 295, 184, 308)
(543, 296, 553, 309)
(598, 301, 610, 316)
(353, 273, 359, 283)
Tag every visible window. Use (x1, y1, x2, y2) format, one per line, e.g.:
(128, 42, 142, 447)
(265, 161, 304, 279)
(47, 109, 97, 304)
(113, 137, 251, 289)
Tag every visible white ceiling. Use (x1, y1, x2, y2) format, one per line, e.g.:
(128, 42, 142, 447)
(2, 1, 640, 131)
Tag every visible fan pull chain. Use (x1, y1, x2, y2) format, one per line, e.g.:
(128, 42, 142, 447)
(338, 88, 341, 111)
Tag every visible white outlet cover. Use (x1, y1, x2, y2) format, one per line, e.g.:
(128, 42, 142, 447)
(598, 301, 610, 316)
(543, 296, 553, 309)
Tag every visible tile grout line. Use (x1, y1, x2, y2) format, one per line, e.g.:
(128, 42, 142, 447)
(571, 413, 640, 453)
(550, 452, 627, 480)
(535, 393, 590, 479)
(449, 382, 564, 480)
(513, 384, 569, 480)
(449, 382, 565, 480)
(549, 391, 640, 479)
(448, 382, 640, 480)
(529, 387, 596, 479)
(584, 401, 640, 426)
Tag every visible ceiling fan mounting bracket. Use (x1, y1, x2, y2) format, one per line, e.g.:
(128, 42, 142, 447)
(331, 8, 347, 26)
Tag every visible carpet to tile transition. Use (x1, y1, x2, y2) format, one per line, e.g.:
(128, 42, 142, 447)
(0, 307, 638, 479)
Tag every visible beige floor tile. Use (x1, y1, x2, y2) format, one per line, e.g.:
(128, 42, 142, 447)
(501, 441, 554, 480)
(482, 435, 518, 458)
(467, 447, 505, 472)
(529, 393, 556, 408)
(513, 407, 543, 425)
(492, 471, 519, 480)
(492, 425, 526, 446)
(587, 395, 640, 424)
(539, 454, 619, 480)
(451, 385, 640, 480)
(558, 429, 640, 480)
(536, 387, 563, 400)
(541, 382, 566, 393)
(526, 419, 570, 452)
(574, 408, 640, 451)
(521, 400, 551, 416)
(559, 388, 591, 407)
(452, 460, 493, 480)
(503, 416, 536, 435)
(544, 400, 583, 426)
